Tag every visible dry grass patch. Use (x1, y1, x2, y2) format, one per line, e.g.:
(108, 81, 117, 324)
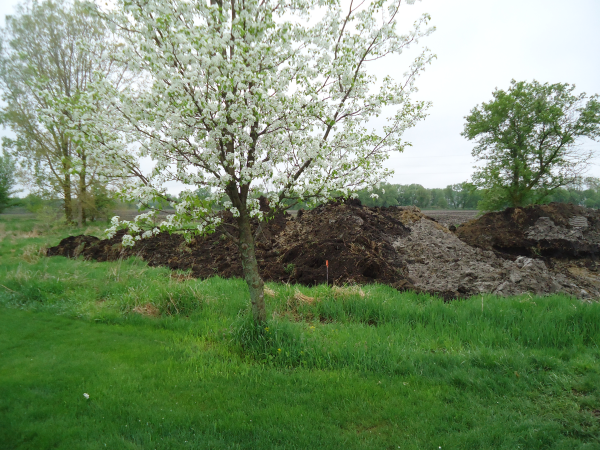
(21, 244, 47, 263)
(331, 285, 366, 298)
(264, 286, 276, 297)
(170, 272, 194, 282)
(294, 289, 316, 305)
(132, 302, 161, 317)
(275, 289, 318, 322)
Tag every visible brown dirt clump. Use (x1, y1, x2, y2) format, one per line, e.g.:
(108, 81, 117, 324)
(46, 235, 100, 258)
(266, 200, 413, 290)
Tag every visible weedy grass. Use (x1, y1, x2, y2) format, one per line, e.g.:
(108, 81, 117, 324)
(1, 214, 599, 449)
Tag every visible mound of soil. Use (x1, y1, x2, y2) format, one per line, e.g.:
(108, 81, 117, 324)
(456, 203, 600, 259)
(451, 202, 600, 299)
(394, 212, 595, 300)
(47, 199, 417, 291)
(46, 235, 100, 258)
(46, 200, 600, 300)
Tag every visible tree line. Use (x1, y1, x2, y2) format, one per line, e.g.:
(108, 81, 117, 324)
(354, 179, 600, 210)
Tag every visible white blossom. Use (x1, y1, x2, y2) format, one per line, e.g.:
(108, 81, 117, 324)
(74, 0, 433, 247)
(122, 234, 135, 247)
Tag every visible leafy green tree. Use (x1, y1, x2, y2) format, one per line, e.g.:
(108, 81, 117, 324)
(0, 0, 128, 224)
(21, 193, 46, 213)
(86, 183, 116, 222)
(0, 150, 18, 212)
(443, 185, 456, 208)
(429, 188, 447, 209)
(543, 177, 600, 208)
(463, 80, 600, 210)
(356, 183, 399, 207)
(397, 184, 430, 208)
(444, 182, 481, 209)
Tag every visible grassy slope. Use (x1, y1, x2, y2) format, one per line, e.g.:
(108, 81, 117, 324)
(1, 214, 599, 449)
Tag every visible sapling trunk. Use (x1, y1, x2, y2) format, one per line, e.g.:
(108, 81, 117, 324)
(62, 143, 73, 224)
(237, 212, 266, 323)
(78, 154, 87, 226)
(63, 175, 73, 224)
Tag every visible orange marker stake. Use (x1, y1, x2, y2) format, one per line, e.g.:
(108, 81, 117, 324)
(326, 260, 329, 286)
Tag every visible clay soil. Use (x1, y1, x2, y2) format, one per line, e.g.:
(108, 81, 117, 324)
(47, 200, 600, 300)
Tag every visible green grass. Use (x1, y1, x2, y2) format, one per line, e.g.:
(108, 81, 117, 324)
(1, 214, 600, 449)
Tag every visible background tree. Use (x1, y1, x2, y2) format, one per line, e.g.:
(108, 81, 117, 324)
(443, 182, 480, 209)
(88, 0, 434, 322)
(463, 80, 600, 211)
(356, 183, 400, 207)
(0, 0, 129, 224)
(429, 188, 447, 209)
(397, 184, 430, 208)
(0, 150, 18, 212)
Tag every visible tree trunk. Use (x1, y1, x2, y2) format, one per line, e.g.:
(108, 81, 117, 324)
(61, 142, 73, 224)
(79, 152, 88, 227)
(77, 201, 83, 228)
(237, 212, 266, 323)
(63, 173, 73, 224)
(78, 153, 87, 226)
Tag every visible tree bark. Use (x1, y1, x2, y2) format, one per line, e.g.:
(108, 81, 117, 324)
(78, 152, 87, 226)
(63, 173, 73, 224)
(237, 212, 266, 323)
(61, 141, 73, 224)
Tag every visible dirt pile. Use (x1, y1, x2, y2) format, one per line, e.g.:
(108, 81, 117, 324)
(394, 212, 593, 299)
(46, 200, 600, 300)
(451, 202, 600, 299)
(456, 203, 600, 259)
(47, 200, 417, 291)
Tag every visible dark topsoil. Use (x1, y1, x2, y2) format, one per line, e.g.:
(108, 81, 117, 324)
(47, 200, 600, 300)
(456, 203, 600, 259)
(48, 199, 415, 290)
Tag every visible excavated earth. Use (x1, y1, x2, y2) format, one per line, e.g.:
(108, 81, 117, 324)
(47, 200, 600, 300)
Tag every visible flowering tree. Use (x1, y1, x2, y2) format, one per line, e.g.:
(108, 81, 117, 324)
(88, 0, 434, 322)
(0, 0, 130, 224)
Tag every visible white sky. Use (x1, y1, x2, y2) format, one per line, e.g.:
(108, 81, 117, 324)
(1, 0, 599, 191)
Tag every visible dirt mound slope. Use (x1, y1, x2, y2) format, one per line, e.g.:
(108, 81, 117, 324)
(46, 235, 100, 258)
(395, 214, 597, 300)
(456, 203, 600, 259)
(47, 200, 417, 291)
(46, 201, 600, 300)
(267, 200, 414, 290)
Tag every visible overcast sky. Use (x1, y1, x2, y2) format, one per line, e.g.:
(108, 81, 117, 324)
(1, 0, 599, 190)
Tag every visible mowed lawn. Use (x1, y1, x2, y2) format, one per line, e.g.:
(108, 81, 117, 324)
(1, 214, 600, 449)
